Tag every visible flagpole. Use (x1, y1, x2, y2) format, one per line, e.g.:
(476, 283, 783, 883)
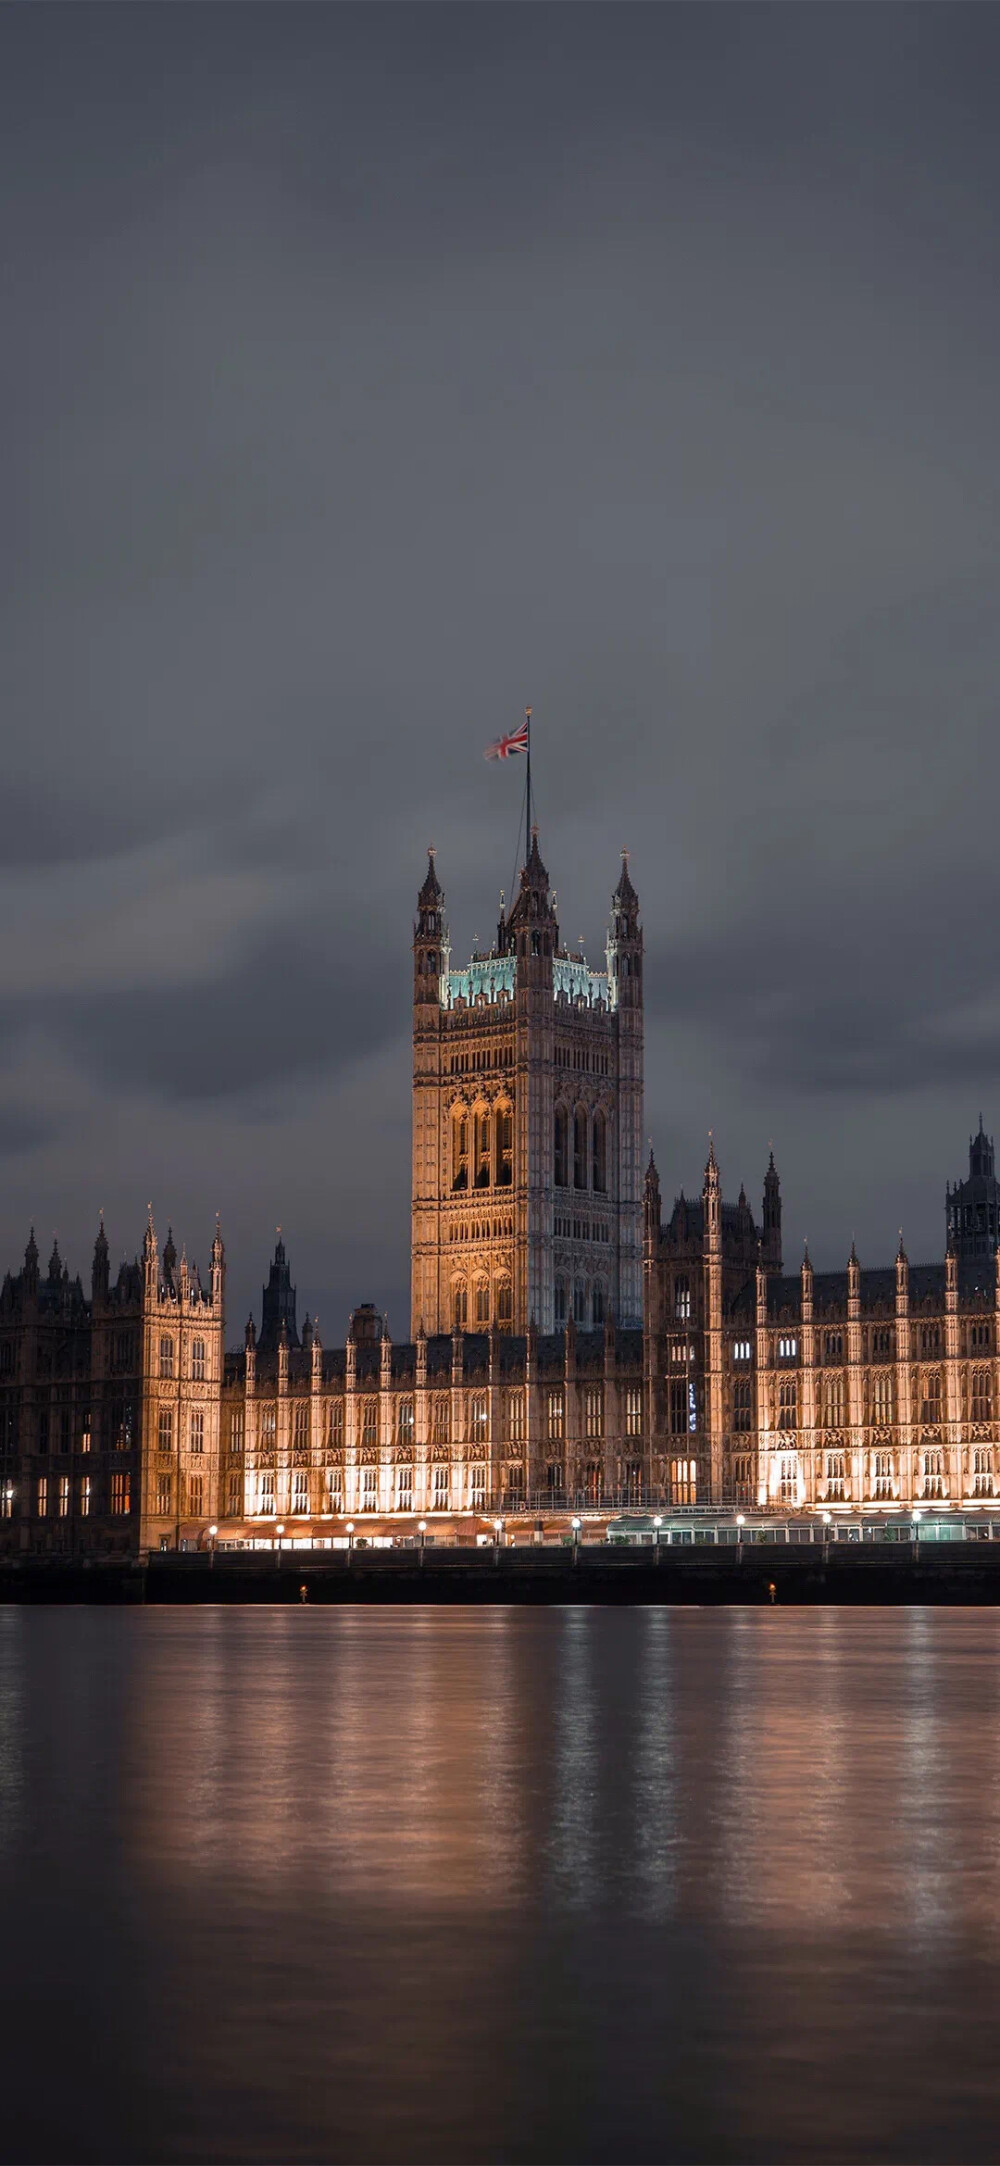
(525, 707, 532, 839)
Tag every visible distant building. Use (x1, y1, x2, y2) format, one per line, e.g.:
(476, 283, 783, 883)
(0, 827, 998, 1554)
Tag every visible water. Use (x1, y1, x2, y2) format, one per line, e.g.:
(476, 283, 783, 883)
(2, 1607, 1000, 2163)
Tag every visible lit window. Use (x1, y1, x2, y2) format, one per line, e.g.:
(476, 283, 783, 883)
(675, 1279, 691, 1322)
(292, 1472, 309, 1514)
(433, 1465, 449, 1507)
(625, 1387, 642, 1438)
(397, 1401, 415, 1447)
(57, 1476, 69, 1518)
(471, 1466, 487, 1509)
(584, 1386, 603, 1439)
(778, 1337, 798, 1361)
(503, 1391, 524, 1444)
(79, 1476, 91, 1518)
(157, 1474, 172, 1516)
(470, 1394, 488, 1441)
(397, 1466, 413, 1508)
(671, 1458, 696, 1506)
(547, 1391, 564, 1442)
(362, 1467, 378, 1508)
(111, 1472, 131, 1516)
(733, 1340, 751, 1362)
(36, 1476, 48, 1518)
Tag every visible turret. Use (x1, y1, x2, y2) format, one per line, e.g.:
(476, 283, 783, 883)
(896, 1232, 909, 1310)
(259, 1233, 299, 1353)
(414, 850, 446, 1006)
(607, 850, 642, 1012)
(143, 1210, 158, 1299)
(643, 1149, 661, 1244)
(244, 1314, 256, 1395)
(211, 1219, 225, 1308)
(23, 1229, 38, 1298)
(702, 1135, 721, 1249)
(507, 827, 557, 978)
(162, 1227, 177, 1291)
(762, 1152, 782, 1270)
(91, 1214, 109, 1303)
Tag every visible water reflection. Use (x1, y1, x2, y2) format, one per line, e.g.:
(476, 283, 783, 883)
(3, 1609, 1000, 2161)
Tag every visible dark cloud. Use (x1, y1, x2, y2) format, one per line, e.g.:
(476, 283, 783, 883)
(1, 3, 999, 1327)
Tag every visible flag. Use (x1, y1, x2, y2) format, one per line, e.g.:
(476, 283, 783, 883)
(484, 713, 530, 761)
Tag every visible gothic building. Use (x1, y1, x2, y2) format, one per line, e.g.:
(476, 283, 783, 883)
(411, 832, 643, 1338)
(1, 829, 999, 1555)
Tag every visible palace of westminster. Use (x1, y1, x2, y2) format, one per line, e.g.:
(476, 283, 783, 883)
(3, 825, 1000, 1555)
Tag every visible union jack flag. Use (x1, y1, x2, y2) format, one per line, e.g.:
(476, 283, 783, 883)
(484, 712, 530, 761)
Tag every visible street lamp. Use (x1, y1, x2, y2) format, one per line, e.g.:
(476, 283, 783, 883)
(736, 1512, 745, 1562)
(821, 1509, 831, 1565)
(493, 1515, 503, 1566)
(912, 1506, 922, 1556)
(571, 1515, 581, 1565)
(275, 1520, 285, 1559)
(346, 1519, 355, 1564)
(653, 1513, 663, 1564)
(418, 1518, 427, 1568)
(208, 1522, 218, 1569)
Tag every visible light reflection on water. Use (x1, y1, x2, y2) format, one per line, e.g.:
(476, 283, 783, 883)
(3, 1607, 1000, 2161)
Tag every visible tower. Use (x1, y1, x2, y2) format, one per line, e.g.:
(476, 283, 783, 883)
(946, 1116, 1000, 1261)
(410, 831, 644, 1336)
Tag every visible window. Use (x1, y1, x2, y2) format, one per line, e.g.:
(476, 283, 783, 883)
(733, 1378, 752, 1432)
(922, 1450, 943, 1500)
(778, 1337, 798, 1361)
(503, 1391, 524, 1444)
(471, 1466, 487, 1510)
(59, 1408, 70, 1454)
(362, 1467, 378, 1509)
(229, 1408, 245, 1454)
(474, 1108, 491, 1189)
(191, 1338, 206, 1382)
(824, 1375, 844, 1427)
(361, 1399, 378, 1446)
(554, 1280, 568, 1325)
(734, 1455, 753, 1505)
(970, 1321, 992, 1352)
(190, 1409, 205, 1455)
(779, 1456, 797, 1505)
(397, 1465, 413, 1509)
(592, 1282, 606, 1326)
(733, 1340, 751, 1362)
(468, 1394, 488, 1443)
(452, 1109, 469, 1191)
(157, 1474, 172, 1516)
(432, 1465, 449, 1508)
(669, 1379, 687, 1435)
(496, 1103, 513, 1188)
(554, 1105, 569, 1189)
(973, 1448, 993, 1498)
(824, 1331, 843, 1361)
(573, 1280, 587, 1325)
(674, 1278, 691, 1322)
(546, 1461, 564, 1500)
(826, 1452, 845, 1501)
(397, 1401, 415, 1448)
(872, 1327, 893, 1357)
(921, 1324, 942, 1355)
(920, 1373, 942, 1424)
(873, 1451, 893, 1500)
(778, 1379, 798, 1430)
(623, 1460, 643, 1505)
(326, 1467, 344, 1513)
(37, 1410, 48, 1453)
(79, 1416, 91, 1455)
(258, 1473, 275, 1514)
(625, 1387, 642, 1438)
(871, 1373, 893, 1424)
(584, 1386, 603, 1439)
(475, 1281, 490, 1325)
(592, 1110, 607, 1193)
(972, 1369, 993, 1422)
(226, 1471, 242, 1516)
(187, 1474, 203, 1517)
(453, 1283, 468, 1329)
(431, 1396, 450, 1446)
(111, 1472, 131, 1516)
(292, 1472, 309, 1514)
(158, 1408, 173, 1453)
(79, 1476, 91, 1518)
(159, 1336, 174, 1380)
(496, 1281, 513, 1328)
(294, 1402, 309, 1452)
(57, 1476, 69, 1518)
(672, 1458, 696, 1505)
(547, 1391, 564, 1442)
(574, 1107, 587, 1190)
(328, 1400, 344, 1448)
(0, 1343, 12, 1378)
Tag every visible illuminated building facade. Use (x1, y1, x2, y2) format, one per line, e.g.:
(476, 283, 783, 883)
(1, 822, 999, 1552)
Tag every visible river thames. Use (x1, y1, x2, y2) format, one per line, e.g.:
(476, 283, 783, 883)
(2, 1606, 1000, 2163)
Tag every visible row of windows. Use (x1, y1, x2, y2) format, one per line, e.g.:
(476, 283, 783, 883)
(554, 1105, 608, 1193)
(555, 1045, 611, 1076)
(447, 1044, 513, 1075)
(554, 1281, 608, 1327)
(33, 1474, 128, 1517)
(452, 1280, 514, 1328)
(157, 1408, 207, 1452)
(158, 1335, 209, 1381)
(451, 1105, 513, 1192)
(553, 1216, 611, 1243)
(246, 1387, 644, 1451)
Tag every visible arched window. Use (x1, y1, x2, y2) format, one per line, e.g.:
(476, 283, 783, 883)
(159, 1335, 174, 1380)
(554, 1280, 568, 1325)
(495, 1103, 513, 1187)
(191, 1338, 205, 1382)
(592, 1282, 606, 1326)
(474, 1109, 491, 1189)
(453, 1282, 468, 1330)
(574, 1107, 587, 1190)
(452, 1110, 469, 1191)
(778, 1378, 798, 1430)
(592, 1110, 607, 1194)
(573, 1280, 587, 1325)
(496, 1281, 513, 1328)
(554, 1105, 568, 1189)
(474, 1280, 490, 1325)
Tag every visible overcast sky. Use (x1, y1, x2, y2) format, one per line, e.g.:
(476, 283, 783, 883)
(3, 3, 1000, 1338)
